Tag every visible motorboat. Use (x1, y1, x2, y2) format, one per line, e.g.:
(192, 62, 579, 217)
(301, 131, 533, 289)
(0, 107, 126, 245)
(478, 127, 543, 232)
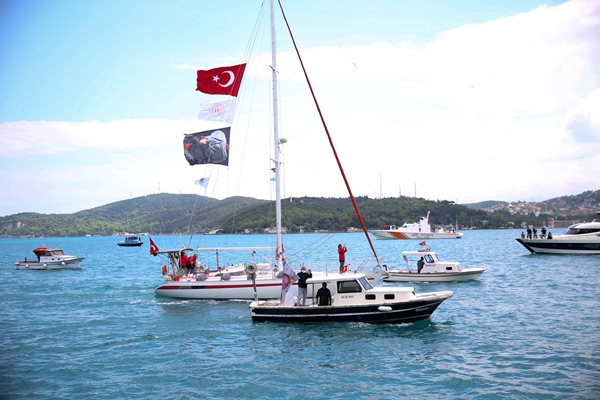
(153, 246, 384, 300)
(369, 211, 464, 240)
(383, 249, 485, 282)
(248, 272, 453, 324)
(117, 235, 143, 247)
(516, 214, 600, 254)
(15, 247, 84, 270)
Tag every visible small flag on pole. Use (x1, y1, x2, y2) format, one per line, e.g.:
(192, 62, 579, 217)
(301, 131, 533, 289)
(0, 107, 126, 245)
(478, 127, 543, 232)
(270, 177, 276, 181)
(419, 241, 427, 246)
(149, 237, 159, 256)
(195, 177, 210, 188)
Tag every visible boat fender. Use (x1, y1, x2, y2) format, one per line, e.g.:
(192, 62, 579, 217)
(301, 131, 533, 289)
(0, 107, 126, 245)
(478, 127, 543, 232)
(378, 306, 393, 312)
(164, 275, 172, 281)
(221, 272, 231, 281)
(161, 265, 168, 275)
(196, 273, 207, 281)
(245, 263, 257, 275)
(173, 276, 180, 282)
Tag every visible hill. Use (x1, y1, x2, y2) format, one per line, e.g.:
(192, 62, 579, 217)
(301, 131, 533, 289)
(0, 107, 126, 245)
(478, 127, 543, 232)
(1, 190, 598, 237)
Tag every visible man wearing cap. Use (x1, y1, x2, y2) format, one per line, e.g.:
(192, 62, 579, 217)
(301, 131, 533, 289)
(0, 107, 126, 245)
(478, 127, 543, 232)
(296, 266, 312, 306)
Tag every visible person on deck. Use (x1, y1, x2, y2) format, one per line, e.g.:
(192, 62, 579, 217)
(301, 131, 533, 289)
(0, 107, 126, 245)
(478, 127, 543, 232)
(417, 257, 425, 273)
(338, 244, 347, 273)
(316, 282, 332, 306)
(297, 266, 312, 306)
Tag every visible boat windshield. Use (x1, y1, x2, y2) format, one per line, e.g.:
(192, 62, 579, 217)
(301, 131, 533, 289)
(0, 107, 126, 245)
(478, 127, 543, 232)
(358, 276, 373, 291)
(564, 228, 600, 235)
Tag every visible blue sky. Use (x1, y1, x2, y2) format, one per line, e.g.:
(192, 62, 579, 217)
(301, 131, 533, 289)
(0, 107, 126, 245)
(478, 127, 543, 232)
(1, 0, 599, 215)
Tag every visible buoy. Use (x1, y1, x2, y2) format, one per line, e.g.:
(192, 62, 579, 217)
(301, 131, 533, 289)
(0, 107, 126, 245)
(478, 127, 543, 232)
(378, 306, 393, 312)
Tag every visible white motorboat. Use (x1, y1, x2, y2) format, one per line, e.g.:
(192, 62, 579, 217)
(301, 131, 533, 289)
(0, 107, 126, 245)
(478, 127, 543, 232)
(383, 249, 485, 282)
(15, 246, 84, 270)
(516, 213, 600, 254)
(153, 246, 384, 300)
(249, 272, 453, 324)
(370, 211, 464, 240)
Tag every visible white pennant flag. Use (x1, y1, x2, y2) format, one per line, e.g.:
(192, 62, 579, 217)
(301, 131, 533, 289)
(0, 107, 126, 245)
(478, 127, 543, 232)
(197, 99, 237, 122)
(194, 177, 210, 188)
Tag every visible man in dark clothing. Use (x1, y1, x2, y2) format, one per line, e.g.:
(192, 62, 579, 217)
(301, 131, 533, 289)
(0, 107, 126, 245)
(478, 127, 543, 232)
(297, 266, 312, 306)
(316, 282, 332, 306)
(417, 257, 425, 273)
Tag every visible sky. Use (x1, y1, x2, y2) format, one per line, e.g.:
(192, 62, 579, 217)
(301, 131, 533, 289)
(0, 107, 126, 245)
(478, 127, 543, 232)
(1, 0, 599, 216)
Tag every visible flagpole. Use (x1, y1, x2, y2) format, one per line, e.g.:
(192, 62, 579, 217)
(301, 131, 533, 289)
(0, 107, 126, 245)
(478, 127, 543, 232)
(270, 0, 283, 270)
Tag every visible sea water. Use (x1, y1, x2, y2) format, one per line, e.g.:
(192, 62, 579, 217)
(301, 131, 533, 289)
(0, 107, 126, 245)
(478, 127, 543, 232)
(1, 230, 599, 399)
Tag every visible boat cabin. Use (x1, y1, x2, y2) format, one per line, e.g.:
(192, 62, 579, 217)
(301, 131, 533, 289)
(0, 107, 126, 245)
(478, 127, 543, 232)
(33, 247, 65, 260)
(305, 275, 416, 306)
(401, 250, 462, 273)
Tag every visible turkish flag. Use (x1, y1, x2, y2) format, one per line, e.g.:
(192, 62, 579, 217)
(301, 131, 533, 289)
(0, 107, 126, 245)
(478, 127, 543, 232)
(149, 237, 159, 256)
(196, 63, 246, 97)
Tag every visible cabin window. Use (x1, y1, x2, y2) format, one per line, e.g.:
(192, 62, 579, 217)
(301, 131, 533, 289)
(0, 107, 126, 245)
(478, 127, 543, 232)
(384, 294, 395, 300)
(365, 294, 376, 300)
(446, 266, 453, 271)
(425, 255, 434, 263)
(338, 280, 362, 293)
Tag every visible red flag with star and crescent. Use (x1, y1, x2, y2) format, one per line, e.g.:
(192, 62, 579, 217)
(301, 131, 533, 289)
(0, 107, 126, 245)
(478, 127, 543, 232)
(149, 237, 159, 256)
(196, 63, 246, 97)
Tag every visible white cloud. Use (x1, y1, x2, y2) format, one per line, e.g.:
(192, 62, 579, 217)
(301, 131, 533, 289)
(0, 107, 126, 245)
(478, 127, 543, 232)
(1, 0, 599, 215)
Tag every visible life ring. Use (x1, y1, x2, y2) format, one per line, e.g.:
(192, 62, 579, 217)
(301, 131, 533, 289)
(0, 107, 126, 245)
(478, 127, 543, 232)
(161, 265, 168, 275)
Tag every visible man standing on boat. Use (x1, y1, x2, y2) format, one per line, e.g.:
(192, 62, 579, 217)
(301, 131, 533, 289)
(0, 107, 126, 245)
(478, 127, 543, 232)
(338, 244, 347, 273)
(297, 266, 312, 306)
(316, 282, 332, 306)
(417, 257, 425, 274)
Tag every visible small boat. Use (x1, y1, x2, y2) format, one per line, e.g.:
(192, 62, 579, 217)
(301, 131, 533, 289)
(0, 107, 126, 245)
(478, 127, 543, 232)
(117, 235, 143, 247)
(383, 249, 485, 282)
(516, 213, 600, 254)
(15, 247, 84, 270)
(369, 211, 464, 240)
(248, 272, 453, 324)
(153, 246, 384, 300)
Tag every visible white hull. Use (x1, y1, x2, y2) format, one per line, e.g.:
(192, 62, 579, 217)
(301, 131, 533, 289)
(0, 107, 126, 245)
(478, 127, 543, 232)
(15, 258, 83, 270)
(516, 238, 600, 254)
(155, 271, 383, 300)
(370, 230, 464, 240)
(383, 268, 484, 282)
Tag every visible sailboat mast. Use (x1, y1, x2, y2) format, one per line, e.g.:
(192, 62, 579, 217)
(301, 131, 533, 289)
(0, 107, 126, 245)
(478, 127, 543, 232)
(270, 0, 283, 268)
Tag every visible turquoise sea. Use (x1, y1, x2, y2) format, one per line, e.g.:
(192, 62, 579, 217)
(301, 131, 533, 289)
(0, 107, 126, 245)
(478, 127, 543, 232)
(1, 229, 599, 399)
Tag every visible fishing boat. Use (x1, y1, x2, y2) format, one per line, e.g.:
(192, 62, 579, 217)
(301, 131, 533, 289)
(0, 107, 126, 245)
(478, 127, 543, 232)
(117, 235, 143, 247)
(249, 272, 453, 324)
(516, 213, 600, 254)
(243, 0, 453, 323)
(383, 248, 485, 282)
(369, 211, 464, 240)
(15, 246, 84, 270)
